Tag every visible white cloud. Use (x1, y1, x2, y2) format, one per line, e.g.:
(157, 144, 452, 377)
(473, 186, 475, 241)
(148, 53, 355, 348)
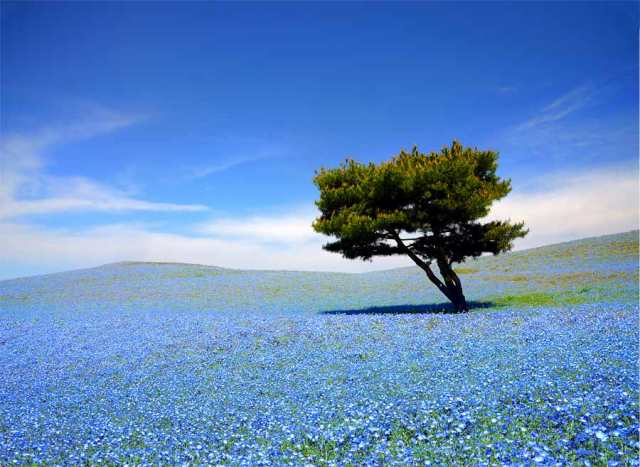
(0, 110, 208, 219)
(0, 221, 410, 279)
(0, 174, 207, 219)
(197, 211, 319, 243)
(489, 163, 639, 249)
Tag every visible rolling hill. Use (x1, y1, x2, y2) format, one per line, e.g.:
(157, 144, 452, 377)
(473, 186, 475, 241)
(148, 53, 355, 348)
(1, 230, 637, 315)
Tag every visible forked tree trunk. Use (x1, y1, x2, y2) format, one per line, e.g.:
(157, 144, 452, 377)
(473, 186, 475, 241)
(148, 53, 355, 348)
(420, 269, 468, 312)
(416, 256, 469, 313)
(434, 257, 469, 313)
(413, 257, 469, 313)
(393, 234, 469, 313)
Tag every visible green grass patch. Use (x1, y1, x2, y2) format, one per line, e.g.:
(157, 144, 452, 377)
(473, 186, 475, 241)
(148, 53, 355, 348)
(162, 270, 222, 279)
(453, 267, 479, 275)
(482, 270, 637, 291)
(492, 289, 592, 307)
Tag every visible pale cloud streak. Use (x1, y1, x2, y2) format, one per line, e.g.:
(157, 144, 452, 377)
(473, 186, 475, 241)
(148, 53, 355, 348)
(0, 183, 207, 219)
(516, 85, 595, 131)
(197, 211, 319, 243)
(188, 156, 264, 179)
(185, 141, 287, 180)
(0, 110, 208, 219)
(500, 82, 635, 168)
(1, 107, 141, 165)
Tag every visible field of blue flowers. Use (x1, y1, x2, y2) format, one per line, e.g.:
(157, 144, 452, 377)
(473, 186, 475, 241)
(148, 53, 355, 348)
(1, 231, 638, 465)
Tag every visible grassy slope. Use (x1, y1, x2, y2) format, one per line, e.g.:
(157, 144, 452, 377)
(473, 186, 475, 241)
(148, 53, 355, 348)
(0, 230, 637, 315)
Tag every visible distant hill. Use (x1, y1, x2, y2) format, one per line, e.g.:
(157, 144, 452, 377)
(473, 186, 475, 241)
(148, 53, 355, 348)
(0, 230, 637, 315)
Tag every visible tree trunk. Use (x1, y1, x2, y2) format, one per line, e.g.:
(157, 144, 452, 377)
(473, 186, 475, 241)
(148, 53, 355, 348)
(447, 283, 469, 313)
(423, 273, 468, 312)
(435, 257, 469, 313)
(392, 233, 469, 313)
(416, 264, 468, 313)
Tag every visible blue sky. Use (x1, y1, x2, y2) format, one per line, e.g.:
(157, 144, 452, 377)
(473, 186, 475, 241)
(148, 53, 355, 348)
(1, 1, 638, 279)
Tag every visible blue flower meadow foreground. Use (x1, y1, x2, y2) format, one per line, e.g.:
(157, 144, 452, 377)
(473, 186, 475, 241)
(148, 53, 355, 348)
(0, 231, 638, 465)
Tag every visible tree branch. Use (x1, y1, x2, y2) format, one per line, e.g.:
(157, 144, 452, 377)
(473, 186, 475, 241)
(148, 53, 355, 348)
(392, 231, 453, 300)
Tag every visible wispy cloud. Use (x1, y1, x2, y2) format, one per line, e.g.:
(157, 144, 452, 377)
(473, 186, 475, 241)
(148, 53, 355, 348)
(0, 181, 207, 219)
(1, 107, 143, 163)
(516, 85, 595, 131)
(498, 81, 635, 167)
(182, 139, 288, 180)
(0, 109, 208, 219)
(187, 156, 263, 179)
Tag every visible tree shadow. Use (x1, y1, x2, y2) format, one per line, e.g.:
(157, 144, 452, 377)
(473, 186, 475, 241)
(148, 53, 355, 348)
(319, 300, 495, 316)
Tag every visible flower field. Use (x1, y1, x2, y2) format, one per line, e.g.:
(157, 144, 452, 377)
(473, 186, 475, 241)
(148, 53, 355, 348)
(0, 231, 638, 465)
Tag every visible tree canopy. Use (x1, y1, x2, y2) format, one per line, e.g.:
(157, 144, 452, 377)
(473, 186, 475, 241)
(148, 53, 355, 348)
(312, 141, 528, 312)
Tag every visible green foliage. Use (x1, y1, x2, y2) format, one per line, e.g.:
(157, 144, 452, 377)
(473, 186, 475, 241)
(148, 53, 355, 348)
(312, 141, 527, 264)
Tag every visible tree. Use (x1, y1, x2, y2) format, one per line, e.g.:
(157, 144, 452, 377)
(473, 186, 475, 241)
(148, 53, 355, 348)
(312, 141, 528, 312)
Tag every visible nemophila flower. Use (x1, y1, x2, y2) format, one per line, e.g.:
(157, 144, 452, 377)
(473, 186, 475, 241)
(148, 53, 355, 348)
(0, 235, 638, 464)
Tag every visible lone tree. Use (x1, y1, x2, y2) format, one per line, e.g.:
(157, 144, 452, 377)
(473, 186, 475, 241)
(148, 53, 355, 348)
(312, 141, 527, 312)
